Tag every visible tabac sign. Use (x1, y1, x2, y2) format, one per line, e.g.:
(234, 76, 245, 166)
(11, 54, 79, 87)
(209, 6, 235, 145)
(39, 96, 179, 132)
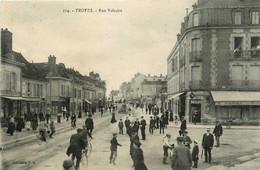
(215, 101, 260, 106)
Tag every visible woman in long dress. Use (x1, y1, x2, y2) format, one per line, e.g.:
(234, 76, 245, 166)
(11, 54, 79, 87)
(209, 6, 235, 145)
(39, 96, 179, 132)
(110, 111, 117, 123)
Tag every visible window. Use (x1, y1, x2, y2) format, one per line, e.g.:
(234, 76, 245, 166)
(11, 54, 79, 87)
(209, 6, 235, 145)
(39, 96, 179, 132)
(74, 88, 77, 98)
(193, 13, 199, 26)
(234, 11, 242, 25)
(171, 58, 177, 72)
(40, 85, 43, 97)
(10, 72, 16, 91)
(191, 38, 200, 52)
(66, 86, 69, 97)
(34, 84, 36, 96)
(252, 11, 259, 24)
(78, 90, 81, 99)
(234, 37, 243, 50)
(37, 84, 39, 96)
(251, 37, 260, 49)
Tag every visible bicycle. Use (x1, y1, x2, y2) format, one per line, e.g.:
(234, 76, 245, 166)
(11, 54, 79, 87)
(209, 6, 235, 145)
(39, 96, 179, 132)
(80, 136, 93, 169)
(36, 130, 49, 145)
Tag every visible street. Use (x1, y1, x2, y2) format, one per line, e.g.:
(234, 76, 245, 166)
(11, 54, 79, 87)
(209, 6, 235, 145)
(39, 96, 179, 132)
(2, 107, 260, 170)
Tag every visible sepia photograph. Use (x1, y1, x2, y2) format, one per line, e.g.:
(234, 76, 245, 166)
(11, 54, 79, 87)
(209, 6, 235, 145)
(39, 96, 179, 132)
(1, 0, 260, 170)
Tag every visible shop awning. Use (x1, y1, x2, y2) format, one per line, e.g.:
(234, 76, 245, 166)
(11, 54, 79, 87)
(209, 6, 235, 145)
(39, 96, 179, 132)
(168, 92, 184, 100)
(84, 99, 92, 105)
(211, 91, 260, 106)
(1, 96, 24, 100)
(1, 96, 42, 102)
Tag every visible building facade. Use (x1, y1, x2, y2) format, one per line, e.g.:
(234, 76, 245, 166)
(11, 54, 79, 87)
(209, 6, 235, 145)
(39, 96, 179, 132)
(167, 0, 260, 124)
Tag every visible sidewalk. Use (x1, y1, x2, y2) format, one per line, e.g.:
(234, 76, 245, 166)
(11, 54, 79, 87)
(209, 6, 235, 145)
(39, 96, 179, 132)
(0, 111, 110, 147)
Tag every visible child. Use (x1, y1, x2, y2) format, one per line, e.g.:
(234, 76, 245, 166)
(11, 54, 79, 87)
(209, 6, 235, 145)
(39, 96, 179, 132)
(192, 139, 199, 168)
(110, 133, 122, 165)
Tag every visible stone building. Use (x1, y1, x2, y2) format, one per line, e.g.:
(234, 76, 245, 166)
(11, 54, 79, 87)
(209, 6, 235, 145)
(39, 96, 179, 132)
(167, 0, 260, 124)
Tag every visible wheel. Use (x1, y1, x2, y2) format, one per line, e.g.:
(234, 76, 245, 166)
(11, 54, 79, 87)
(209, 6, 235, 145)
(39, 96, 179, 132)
(36, 135, 43, 145)
(86, 143, 92, 158)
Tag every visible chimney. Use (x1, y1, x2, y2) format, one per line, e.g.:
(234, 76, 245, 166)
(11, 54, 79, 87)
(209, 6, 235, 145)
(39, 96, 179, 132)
(192, 3, 198, 10)
(48, 55, 56, 65)
(1, 28, 13, 55)
(177, 33, 181, 41)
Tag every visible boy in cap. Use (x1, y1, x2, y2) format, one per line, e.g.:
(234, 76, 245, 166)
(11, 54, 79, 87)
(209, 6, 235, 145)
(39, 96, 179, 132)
(192, 140, 199, 168)
(110, 133, 122, 165)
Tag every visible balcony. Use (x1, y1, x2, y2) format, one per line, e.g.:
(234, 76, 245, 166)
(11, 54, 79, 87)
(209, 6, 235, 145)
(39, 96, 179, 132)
(189, 51, 202, 62)
(189, 80, 202, 90)
(250, 50, 260, 58)
(230, 50, 260, 60)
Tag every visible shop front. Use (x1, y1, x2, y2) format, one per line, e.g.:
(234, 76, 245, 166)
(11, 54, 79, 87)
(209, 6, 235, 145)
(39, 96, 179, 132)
(211, 91, 260, 125)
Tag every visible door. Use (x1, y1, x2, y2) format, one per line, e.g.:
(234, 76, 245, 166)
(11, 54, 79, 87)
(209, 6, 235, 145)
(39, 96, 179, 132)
(190, 104, 201, 123)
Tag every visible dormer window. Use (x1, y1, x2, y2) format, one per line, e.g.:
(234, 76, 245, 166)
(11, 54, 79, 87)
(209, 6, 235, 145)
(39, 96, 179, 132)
(193, 13, 199, 26)
(234, 11, 242, 25)
(252, 11, 259, 24)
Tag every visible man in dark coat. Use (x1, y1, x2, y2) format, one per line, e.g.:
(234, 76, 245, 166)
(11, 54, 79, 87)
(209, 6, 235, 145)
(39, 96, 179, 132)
(45, 113, 50, 124)
(7, 116, 15, 136)
(171, 137, 192, 170)
(213, 121, 223, 147)
(85, 114, 94, 134)
(130, 131, 140, 161)
(66, 129, 86, 170)
(192, 140, 199, 168)
(183, 131, 192, 149)
(39, 112, 44, 121)
(125, 117, 131, 135)
(133, 118, 140, 135)
(140, 116, 146, 140)
(155, 115, 159, 129)
(202, 128, 214, 163)
(159, 115, 165, 134)
(149, 116, 155, 134)
(109, 133, 122, 165)
(118, 119, 124, 135)
(132, 140, 148, 170)
(179, 117, 187, 136)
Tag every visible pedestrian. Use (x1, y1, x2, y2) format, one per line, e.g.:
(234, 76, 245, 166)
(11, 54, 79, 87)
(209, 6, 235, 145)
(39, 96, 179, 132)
(85, 114, 94, 135)
(145, 107, 148, 114)
(32, 113, 38, 130)
(213, 121, 223, 147)
(6, 116, 15, 136)
(66, 128, 86, 170)
(25, 112, 32, 131)
(49, 117, 55, 138)
(179, 117, 187, 136)
(57, 112, 62, 123)
(156, 115, 159, 129)
(132, 140, 148, 170)
(133, 118, 140, 135)
(78, 110, 82, 118)
(171, 137, 192, 170)
(62, 159, 74, 170)
(71, 113, 77, 128)
(170, 111, 173, 122)
(45, 112, 51, 124)
(39, 118, 48, 142)
(125, 117, 131, 135)
(118, 119, 124, 135)
(16, 115, 24, 132)
(110, 111, 117, 123)
(174, 115, 178, 125)
(140, 116, 146, 140)
(109, 133, 122, 165)
(149, 116, 154, 134)
(202, 128, 214, 163)
(39, 112, 44, 121)
(183, 131, 192, 149)
(159, 115, 165, 134)
(101, 108, 104, 117)
(192, 139, 199, 168)
(130, 131, 140, 162)
(192, 112, 197, 125)
(164, 112, 169, 129)
(162, 134, 172, 164)
(66, 112, 70, 122)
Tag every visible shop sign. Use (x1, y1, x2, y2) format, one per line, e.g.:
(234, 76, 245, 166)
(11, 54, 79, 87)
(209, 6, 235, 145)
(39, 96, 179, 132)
(191, 99, 201, 104)
(215, 101, 260, 106)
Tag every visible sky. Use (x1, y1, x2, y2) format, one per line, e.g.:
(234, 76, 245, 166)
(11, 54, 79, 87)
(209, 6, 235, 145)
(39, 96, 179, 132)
(1, 0, 196, 95)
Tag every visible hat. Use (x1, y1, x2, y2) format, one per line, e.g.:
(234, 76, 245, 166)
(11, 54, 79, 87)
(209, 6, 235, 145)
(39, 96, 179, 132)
(113, 133, 117, 136)
(63, 159, 74, 169)
(141, 116, 144, 118)
(183, 130, 188, 134)
(77, 128, 83, 133)
(166, 133, 171, 137)
(194, 139, 198, 144)
(206, 128, 210, 132)
(177, 137, 184, 142)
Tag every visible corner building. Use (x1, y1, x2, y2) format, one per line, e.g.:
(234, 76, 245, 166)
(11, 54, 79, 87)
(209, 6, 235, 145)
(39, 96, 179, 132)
(167, 0, 260, 124)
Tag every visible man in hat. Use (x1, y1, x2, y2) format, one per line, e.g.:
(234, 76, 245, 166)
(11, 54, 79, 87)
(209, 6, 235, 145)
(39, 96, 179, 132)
(149, 116, 155, 134)
(118, 119, 124, 135)
(140, 116, 146, 140)
(213, 121, 223, 147)
(171, 137, 192, 170)
(133, 118, 140, 135)
(110, 133, 122, 165)
(162, 134, 172, 164)
(179, 117, 187, 136)
(125, 117, 131, 135)
(85, 114, 94, 135)
(202, 128, 214, 163)
(183, 131, 192, 149)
